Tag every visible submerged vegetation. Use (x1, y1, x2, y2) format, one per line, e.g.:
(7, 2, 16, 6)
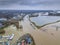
(0, 22, 9, 34)
(31, 20, 60, 29)
(0, 29, 5, 34)
(31, 22, 40, 29)
(0, 21, 20, 34)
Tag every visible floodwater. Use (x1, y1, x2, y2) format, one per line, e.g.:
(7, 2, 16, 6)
(3, 15, 60, 45)
(30, 16, 60, 26)
(22, 15, 60, 45)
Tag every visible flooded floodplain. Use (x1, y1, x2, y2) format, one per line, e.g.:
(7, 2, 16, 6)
(1, 15, 60, 45)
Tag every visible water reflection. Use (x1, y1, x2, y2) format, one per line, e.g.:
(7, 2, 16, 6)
(30, 16, 60, 26)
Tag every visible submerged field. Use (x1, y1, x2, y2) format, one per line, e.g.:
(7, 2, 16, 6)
(30, 16, 60, 28)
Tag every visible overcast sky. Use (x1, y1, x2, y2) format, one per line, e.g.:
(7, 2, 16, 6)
(0, 0, 60, 10)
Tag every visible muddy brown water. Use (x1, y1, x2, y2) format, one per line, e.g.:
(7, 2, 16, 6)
(1, 15, 60, 45)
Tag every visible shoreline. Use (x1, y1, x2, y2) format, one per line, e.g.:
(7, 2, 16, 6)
(29, 19, 60, 29)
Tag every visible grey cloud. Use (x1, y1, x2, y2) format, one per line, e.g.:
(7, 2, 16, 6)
(0, 0, 60, 6)
(0, 0, 19, 5)
(17, 0, 60, 6)
(0, 0, 60, 10)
